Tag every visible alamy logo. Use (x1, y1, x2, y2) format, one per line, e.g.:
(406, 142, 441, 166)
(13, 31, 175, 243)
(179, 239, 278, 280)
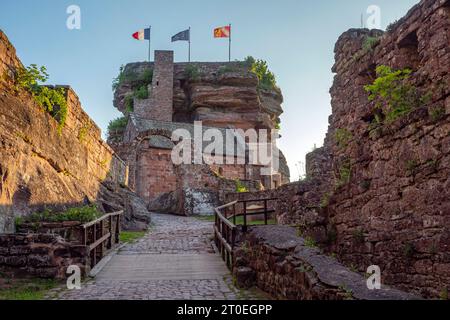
(170, 121, 280, 176)
(366, 5, 381, 29)
(366, 265, 381, 290)
(66, 5, 81, 30)
(66, 265, 81, 290)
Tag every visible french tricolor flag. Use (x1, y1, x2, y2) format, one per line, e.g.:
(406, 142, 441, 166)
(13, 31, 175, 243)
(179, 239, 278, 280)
(132, 28, 151, 41)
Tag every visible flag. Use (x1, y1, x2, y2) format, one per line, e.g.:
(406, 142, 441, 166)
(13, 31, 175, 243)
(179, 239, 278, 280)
(172, 29, 190, 42)
(214, 25, 231, 38)
(132, 28, 151, 41)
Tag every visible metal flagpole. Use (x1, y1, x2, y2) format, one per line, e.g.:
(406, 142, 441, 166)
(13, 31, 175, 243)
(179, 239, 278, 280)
(148, 26, 151, 62)
(188, 27, 191, 62)
(228, 24, 231, 62)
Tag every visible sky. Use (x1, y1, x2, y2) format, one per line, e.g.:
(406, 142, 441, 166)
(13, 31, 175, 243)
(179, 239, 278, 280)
(0, 0, 419, 180)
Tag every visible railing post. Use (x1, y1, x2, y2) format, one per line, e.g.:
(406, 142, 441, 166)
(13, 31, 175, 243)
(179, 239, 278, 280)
(233, 204, 236, 226)
(264, 199, 268, 225)
(109, 214, 113, 248)
(243, 201, 248, 232)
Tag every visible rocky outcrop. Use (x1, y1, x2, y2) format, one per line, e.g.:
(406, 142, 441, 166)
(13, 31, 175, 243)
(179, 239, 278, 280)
(233, 226, 418, 300)
(114, 61, 283, 130)
(226, 0, 449, 299)
(0, 30, 150, 233)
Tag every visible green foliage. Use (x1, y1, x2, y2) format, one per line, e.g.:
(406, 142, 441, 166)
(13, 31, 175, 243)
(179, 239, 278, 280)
(16, 205, 102, 226)
(364, 65, 424, 123)
(429, 106, 445, 122)
(108, 116, 128, 133)
(0, 278, 58, 300)
(15, 64, 49, 90)
(119, 231, 146, 243)
(217, 65, 236, 76)
(352, 229, 365, 244)
(235, 179, 249, 193)
(362, 36, 380, 52)
(304, 237, 317, 248)
(184, 64, 201, 81)
(406, 159, 419, 176)
(112, 65, 153, 91)
(336, 160, 352, 188)
(386, 20, 399, 33)
(335, 128, 353, 148)
(134, 85, 148, 100)
(124, 95, 134, 112)
(15, 65, 68, 132)
(320, 193, 330, 209)
(275, 119, 281, 130)
(440, 288, 448, 301)
(250, 59, 277, 91)
(244, 56, 256, 67)
(77, 123, 91, 143)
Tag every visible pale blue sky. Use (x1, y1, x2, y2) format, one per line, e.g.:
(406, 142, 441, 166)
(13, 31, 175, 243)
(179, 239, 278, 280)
(0, 0, 418, 179)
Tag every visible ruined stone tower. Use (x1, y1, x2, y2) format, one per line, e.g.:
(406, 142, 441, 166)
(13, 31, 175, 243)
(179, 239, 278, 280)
(135, 50, 174, 121)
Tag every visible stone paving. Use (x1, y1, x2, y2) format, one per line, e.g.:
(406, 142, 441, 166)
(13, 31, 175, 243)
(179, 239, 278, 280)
(52, 214, 264, 300)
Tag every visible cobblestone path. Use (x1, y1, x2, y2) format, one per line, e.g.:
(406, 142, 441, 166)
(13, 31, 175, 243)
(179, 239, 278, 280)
(52, 214, 263, 300)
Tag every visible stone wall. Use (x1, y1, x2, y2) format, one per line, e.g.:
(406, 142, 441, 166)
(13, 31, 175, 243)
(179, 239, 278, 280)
(322, 0, 450, 298)
(0, 233, 89, 279)
(226, 0, 449, 298)
(0, 30, 147, 233)
(233, 226, 417, 300)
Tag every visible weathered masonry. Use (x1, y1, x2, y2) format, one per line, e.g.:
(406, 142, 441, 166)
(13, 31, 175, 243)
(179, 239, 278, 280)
(110, 51, 291, 216)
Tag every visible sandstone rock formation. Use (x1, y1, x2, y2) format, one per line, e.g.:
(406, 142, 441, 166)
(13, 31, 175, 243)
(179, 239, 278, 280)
(226, 0, 450, 298)
(114, 61, 283, 131)
(0, 30, 151, 233)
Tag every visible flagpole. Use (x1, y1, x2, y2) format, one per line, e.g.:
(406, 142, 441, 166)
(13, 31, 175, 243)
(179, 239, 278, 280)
(188, 27, 191, 63)
(148, 26, 151, 62)
(228, 23, 231, 62)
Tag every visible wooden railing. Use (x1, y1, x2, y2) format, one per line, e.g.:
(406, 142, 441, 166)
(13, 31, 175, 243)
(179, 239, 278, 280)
(214, 198, 278, 269)
(80, 211, 123, 268)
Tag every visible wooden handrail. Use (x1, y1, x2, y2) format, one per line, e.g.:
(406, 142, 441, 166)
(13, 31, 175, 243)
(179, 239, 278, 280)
(80, 211, 123, 269)
(82, 211, 123, 229)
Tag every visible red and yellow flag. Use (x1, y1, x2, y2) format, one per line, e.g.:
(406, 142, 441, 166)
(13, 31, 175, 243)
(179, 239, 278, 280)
(214, 25, 231, 38)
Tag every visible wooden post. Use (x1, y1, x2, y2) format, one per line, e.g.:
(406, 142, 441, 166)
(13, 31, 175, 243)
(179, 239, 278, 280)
(264, 199, 268, 225)
(243, 201, 248, 232)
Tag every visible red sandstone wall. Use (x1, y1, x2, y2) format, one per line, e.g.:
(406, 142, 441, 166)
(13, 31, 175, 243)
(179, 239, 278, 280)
(323, 0, 450, 298)
(0, 30, 127, 233)
(136, 148, 177, 201)
(225, 0, 450, 298)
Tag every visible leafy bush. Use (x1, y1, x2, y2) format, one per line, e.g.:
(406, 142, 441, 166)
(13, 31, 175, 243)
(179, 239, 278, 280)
(364, 65, 423, 123)
(235, 179, 249, 193)
(112, 65, 153, 91)
(16, 205, 102, 226)
(362, 36, 380, 52)
(336, 160, 352, 188)
(107, 116, 128, 133)
(124, 95, 134, 112)
(335, 128, 353, 148)
(134, 85, 148, 100)
(250, 59, 277, 91)
(15, 64, 68, 133)
(184, 64, 201, 81)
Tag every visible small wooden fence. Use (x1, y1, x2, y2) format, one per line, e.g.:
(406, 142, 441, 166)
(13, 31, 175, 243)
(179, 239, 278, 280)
(214, 198, 278, 269)
(80, 211, 123, 268)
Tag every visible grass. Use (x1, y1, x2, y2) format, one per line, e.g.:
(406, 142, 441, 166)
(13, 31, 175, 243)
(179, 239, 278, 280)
(195, 215, 216, 222)
(0, 277, 59, 300)
(119, 231, 146, 243)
